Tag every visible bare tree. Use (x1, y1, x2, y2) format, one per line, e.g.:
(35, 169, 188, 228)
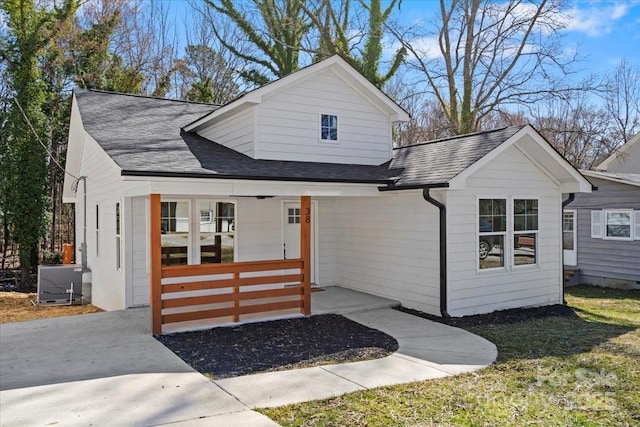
(603, 58, 640, 146)
(531, 96, 614, 170)
(391, 0, 592, 135)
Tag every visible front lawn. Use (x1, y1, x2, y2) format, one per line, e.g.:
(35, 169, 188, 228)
(260, 286, 640, 426)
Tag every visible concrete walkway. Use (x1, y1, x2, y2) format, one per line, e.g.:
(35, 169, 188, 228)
(215, 304, 497, 408)
(0, 288, 497, 425)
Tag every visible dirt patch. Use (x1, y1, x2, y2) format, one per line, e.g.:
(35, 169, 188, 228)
(0, 292, 103, 323)
(155, 314, 398, 379)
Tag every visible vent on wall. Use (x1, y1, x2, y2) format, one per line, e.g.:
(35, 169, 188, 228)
(37, 265, 84, 305)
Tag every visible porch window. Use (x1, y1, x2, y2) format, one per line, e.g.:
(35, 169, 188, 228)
(160, 201, 189, 266)
(198, 200, 235, 264)
(478, 198, 506, 269)
(320, 114, 338, 141)
(513, 199, 538, 266)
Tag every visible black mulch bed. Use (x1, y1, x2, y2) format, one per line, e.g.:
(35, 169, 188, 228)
(396, 304, 576, 327)
(155, 314, 398, 379)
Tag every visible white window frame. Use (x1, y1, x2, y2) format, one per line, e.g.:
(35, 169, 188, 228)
(512, 198, 539, 269)
(477, 196, 540, 273)
(477, 197, 508, 272)
(319, 113, 339, 142)
(196, 199, 236, 264)
(603, 209, 633, 241)
(160, 199, 191, 265)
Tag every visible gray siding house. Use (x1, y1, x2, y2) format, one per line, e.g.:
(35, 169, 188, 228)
(564, 133, 640, 288)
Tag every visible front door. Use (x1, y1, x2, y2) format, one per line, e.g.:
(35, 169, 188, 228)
(283, 202, 316, 283)
(563, 210, 577, 266)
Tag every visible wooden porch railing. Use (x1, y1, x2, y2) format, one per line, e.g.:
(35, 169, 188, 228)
(150, 194, 312, 335)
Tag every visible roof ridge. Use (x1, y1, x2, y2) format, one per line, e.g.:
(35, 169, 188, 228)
(393, 125, 524, 150)
(75, 88, 221, 107)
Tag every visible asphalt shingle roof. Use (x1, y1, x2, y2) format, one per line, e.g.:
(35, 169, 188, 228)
(74, 90, 523, 188)
(388, 126, 524, 188)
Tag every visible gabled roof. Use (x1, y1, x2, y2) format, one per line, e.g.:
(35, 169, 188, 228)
(581, 170, 640, 187)
(74, 89, 218, 172)
(184, 55, 410, 132)
(73, 89, 395, 184)
(387, 126, 523, 188)
(596, 132, 640, 171)
(71, 91, 590, 193)
(386, 125, 592, 193)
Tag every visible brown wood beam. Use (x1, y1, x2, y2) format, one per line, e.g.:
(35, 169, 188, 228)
(150, 193, 162, 335)
(300, 195, 311, 315)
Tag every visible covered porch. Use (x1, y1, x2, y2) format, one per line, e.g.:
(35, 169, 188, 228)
(150, 193, 317, 335)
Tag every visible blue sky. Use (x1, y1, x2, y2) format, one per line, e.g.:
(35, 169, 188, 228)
(393, 0, 640, 78)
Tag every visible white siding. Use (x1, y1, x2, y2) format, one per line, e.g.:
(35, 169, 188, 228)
(77, 134, 126, 311)
(317, 197, 336, 285)
(334, 192, 441, 315)
(235, 197, 334, 286)
(197, 105, 255, 157)
(447, 145, 563, 316)
(255, 69, 392, 165)
(130, 196, 149, 306)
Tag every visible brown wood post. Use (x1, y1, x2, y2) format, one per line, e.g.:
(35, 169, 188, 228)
(300, 195, 311, 315)
(150, 194, 162, 335)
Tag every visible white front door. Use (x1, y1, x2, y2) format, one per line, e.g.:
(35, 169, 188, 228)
(283, 202, 316, 283)
(563, 210, 577, 266)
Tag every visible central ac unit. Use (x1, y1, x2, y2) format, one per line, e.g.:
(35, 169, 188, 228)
(37, 265, 84, 305)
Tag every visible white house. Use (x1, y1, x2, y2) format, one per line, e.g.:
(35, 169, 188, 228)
(63, 55, 592, 331)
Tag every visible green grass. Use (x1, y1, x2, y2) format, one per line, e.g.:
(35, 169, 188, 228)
(259, 286, 640, 426)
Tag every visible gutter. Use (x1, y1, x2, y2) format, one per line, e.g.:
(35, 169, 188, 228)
(423, 188, 450, 319)
(121, 170, 393, 185)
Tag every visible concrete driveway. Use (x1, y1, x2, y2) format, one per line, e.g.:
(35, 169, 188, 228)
(0, 309, 277, 426)
(0, 288, 497, 425)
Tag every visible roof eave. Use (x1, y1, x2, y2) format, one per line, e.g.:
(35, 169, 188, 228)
(121, 169, 393, 185)
(378, 183, 450, 192)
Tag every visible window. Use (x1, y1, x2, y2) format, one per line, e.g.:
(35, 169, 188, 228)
(563, 212, 574, 250)
(320, 114, 338, 141)
(160, 201, 189, 266)
(96, 204, 99, 257)
(513, 199, 538, 266)
(115, 202, 121, 270)
(478, 199, 506, 269)
(592, 209, 637, 241)
(198, 200, 235, 264)
(605, 210, 632, 240)
(200, 210, 213, 223)
(287, 208, 301, 224)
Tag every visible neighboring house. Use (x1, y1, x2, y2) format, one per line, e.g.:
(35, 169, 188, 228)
(564, 133, 640, 288)
(63, 55, 592, 321)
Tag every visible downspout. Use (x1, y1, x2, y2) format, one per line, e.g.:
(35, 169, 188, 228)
(560, 193, 575, 304)
(423, 188, 450, 319)
(77, 176, 88, 269)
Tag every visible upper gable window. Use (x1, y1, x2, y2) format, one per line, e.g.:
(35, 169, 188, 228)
(320, 114, 338, 141)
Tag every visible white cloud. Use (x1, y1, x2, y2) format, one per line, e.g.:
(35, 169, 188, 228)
(386, 36, 442, 60)
(564, 3, 630, 36)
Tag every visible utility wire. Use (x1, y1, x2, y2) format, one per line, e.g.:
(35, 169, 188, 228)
(10, 96, 79, 181)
